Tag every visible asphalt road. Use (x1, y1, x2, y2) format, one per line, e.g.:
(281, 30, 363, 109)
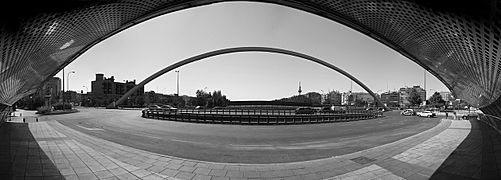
(50, 108, 440, 164)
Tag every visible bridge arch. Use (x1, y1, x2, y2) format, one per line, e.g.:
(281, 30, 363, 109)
(2, 1, 499, 114)
(109, 47, 387, 110)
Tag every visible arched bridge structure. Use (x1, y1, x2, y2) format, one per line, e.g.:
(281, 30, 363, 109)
(1, 1, 501, 117)
(108, 47, 387, 109)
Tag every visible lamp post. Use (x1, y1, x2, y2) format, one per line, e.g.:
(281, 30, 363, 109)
(62, 68, 64, 109)
(67, 71, 75, 91)
(175, 70, 179, 96)
(65, 71, 75, 109)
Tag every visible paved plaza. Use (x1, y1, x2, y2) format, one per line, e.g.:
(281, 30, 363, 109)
(0, 110, 499, 179)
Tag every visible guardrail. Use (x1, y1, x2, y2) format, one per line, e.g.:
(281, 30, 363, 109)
(141, 109, 382, 125)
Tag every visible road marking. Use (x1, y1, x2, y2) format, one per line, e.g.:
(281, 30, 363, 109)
(136, 134, 163, 139)
(76, 125, 104, 131)
(170, 138, 212, 145)
(229, 144, 273, 147)
(291, 140, 329, 145)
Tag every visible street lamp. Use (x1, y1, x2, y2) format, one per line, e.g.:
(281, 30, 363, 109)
(175, 70, 179, 96)
(63, 71, 75, 109)
(67, 71, 75, 91)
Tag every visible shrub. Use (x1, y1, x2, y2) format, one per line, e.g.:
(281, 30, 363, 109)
(53, 102, 73, 110)
(36, 106, 52, 114)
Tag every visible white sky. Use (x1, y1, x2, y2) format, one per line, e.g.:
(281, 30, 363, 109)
(57, 2, 448, 100)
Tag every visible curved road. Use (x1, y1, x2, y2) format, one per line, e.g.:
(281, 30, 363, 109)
(48, 108, 440, 164)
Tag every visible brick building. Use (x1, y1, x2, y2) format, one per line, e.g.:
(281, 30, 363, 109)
(89, 74, 144, 106)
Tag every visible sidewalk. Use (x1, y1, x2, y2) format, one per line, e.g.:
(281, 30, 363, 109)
(0, 117, 492, 179)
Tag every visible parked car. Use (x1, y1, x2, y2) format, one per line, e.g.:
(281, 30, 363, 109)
(416, 111, 436, 117)
(160, 105, 178, 113)
(141, 105, 161, 117)
(147, 105, 162, 110)
(319, 106, 335, 113)
(295, 107, 317, 114)
(401, 109, 415, 116)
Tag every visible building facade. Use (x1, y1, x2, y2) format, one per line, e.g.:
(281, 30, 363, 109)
(90, 74, 144, 106)
(352, 92, 374, 104)
(381, 91, 400, 107)
(43, 77, 62, 102)
(398, 86, 427, 107)
(324, 90, 342, 105)
(439, 91, 454, 102)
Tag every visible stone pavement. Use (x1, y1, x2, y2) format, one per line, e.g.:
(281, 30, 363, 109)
(0, 117, 492, 180)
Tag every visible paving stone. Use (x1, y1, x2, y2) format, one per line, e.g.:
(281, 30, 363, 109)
(160, 168, 180, 177)
(226, 170, 244, 178)
(182, 161, 198, 167)
(142, 174, 165, 180)
(147, 165, 166, 173)
(210, 169, 228, 176)
(103, 176, 121, 180)
(131, 169, 153, 178)
(116, 172, 139, 180)
(179, 165, 197, 172)
(212, 176, 230, 180)
(193, 174, 212, 180)
(175, 171, 196, 179)
(73, 167, 92, 174)
(109, 167, 128, 176)
(229, 177, 247, 180)
(166, 163, 183, 170)
(63, 174, 79, 180)
(194, 167, 211, 175)
(243, 171, 260, 178)
(77, 173, 99, 180)
(94, 170, 115, 179)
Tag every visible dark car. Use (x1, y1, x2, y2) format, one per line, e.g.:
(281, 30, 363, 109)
(319, 107, 334, 113)
(141, 105, 161, 117)
(295, 107, 317, 114)
(146, 105, 162, 111)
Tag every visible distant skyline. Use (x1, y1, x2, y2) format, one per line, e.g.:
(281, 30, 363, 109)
(56, 2, 448, 100)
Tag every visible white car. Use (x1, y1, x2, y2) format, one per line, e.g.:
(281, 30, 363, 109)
(416, 111, 436, 117)
(160, 105, 178, 113)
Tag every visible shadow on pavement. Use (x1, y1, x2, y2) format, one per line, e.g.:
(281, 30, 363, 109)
(431, 119, 501, 179)
(0, 123, 62, 179)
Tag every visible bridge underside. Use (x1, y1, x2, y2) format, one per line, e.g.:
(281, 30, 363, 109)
(0, 0, 500, 115)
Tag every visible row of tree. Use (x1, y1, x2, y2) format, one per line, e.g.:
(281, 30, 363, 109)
(408, 90, 449, 108)
(189, 90, 230, 108)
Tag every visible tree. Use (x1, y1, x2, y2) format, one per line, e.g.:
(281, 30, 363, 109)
(354, 99, 367, 107)
(212, 90, 229, 107)
(194, 90, 210, 107)
(408, 89, 422, 106)
(428, 92, 445, 108)
(192, 89, 230, 108)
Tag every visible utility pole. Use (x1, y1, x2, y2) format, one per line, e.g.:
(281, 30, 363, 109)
(350, 81, 353, 92)
(62, 68, 65, 109)
(298, 81, 302, 95)
(175, 70, 179, 96)
(424, 69, 427, 97)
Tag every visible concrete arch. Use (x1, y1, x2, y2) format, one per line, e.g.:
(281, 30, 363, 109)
(109, 47, 387, 110)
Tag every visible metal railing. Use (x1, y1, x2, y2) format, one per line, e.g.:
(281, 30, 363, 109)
(142, 109, 382, 125)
